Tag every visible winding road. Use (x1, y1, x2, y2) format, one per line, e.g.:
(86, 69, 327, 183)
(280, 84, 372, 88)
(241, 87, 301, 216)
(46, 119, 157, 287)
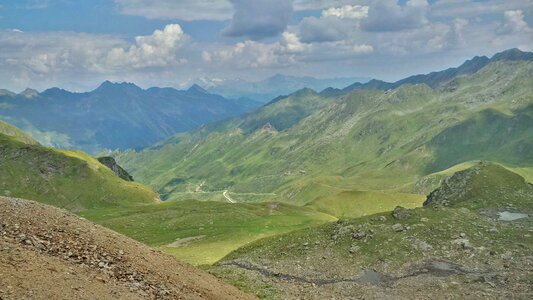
(223, 190, 236, 203)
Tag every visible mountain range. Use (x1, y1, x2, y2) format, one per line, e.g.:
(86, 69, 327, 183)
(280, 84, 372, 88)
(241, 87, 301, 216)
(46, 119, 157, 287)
(0, 81, 261, 153)
(112, 48, 533, 203)
(199, 74, 370, 103)
(1, 48, 532, 299)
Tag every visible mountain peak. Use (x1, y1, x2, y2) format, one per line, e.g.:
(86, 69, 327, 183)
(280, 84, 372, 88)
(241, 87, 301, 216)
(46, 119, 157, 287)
(187, 84, 209, 94)
(95, 80, 142, 93)
(490, 48, 533, 62)
(0, 89, 15, 97)
(19, 88, 39, 98)
(293, 87, 318, 96)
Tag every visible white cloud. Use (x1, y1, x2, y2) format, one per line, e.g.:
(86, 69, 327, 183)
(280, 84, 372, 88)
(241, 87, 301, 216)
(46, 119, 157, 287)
(106, 24, 188, 69)
(298, 16, 353, 43)
(114, 0, 233, 21)
(293, 0, 363, 11)
(430, 0, 533, 19)
(113, 0, 370, 21)
(362, 0, 429, 32)
(297, 5, 368, 43)
(498, 10, 532, 34)
(222, 0, 293, 39)
(0, 24, 192, 91)
(322, 5, 368, 19)
(204, 40, 295, 69)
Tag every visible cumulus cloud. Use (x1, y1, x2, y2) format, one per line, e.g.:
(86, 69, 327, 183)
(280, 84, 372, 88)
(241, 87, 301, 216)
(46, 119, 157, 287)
(222, 0, 293, 40)
(0, 24, 191, 91)
(297, 5, 368, 43)
(203, 34, 303, 69)
(362, 0, 429, 32)
(113, 0, 371, 21)
(298, 16, 352, 43)
(498, 10, 532, 34)
(322, 5, 369, 19)
(105, 24, 188, 69)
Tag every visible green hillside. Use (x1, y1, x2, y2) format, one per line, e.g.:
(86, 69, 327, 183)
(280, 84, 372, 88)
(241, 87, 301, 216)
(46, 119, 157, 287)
(424, 162, 533, 210)
(0, 120, 39, 145)
(0, 129, 158, 211)
(115, 57, 533, 204)
(81, 200, 336, 265)
(307, 190, 424, 219)
(0, 122, 336, 267)
(210, 164, 533, 299)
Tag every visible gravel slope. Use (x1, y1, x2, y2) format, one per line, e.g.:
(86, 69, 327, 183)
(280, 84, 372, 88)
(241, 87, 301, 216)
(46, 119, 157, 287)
(0, 196, 255, 300)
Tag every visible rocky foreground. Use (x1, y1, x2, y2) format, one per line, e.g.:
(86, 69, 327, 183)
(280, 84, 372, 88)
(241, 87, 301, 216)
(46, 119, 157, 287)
(210, 164, 533, 299)
(0, 196, 254, 300)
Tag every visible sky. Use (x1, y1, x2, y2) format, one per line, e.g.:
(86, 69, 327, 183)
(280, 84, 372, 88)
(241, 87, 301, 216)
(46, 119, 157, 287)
(0, 0, 532, 92)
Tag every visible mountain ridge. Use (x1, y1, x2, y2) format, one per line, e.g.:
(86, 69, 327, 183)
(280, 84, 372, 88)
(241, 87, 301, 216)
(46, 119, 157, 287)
(113, 49, 533, 204)
(0, 81, 261, 153)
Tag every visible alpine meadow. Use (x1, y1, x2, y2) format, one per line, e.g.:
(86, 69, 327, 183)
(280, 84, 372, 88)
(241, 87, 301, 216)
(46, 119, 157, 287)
(0, 1, 532, 299)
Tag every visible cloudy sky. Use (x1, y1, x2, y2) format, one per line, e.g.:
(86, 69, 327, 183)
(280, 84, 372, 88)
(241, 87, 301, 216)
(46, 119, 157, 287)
(0, 0, 532, 92)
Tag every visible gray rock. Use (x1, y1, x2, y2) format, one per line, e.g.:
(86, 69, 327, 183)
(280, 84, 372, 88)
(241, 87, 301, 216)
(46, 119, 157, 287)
(352, 230, 367, 240)
(349, 245, 360, 254)
(452, 238, 473, 250)
(392, 206, 412, 220)
(392, 224, 405, 232)
(413, 239, 433, 251)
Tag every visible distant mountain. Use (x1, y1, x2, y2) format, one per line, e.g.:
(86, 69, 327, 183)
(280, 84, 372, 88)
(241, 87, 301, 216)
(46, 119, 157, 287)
(0, 81, 261, 153)
(200, 74, 370, 103)
(113, 49, 533, 203)
(336, 48, 529, 94)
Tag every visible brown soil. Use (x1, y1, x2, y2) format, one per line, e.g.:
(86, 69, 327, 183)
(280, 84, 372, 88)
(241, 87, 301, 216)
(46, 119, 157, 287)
(0, 196, 255, 300)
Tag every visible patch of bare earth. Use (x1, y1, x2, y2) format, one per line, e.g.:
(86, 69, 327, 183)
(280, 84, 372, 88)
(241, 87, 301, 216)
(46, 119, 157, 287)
(0, 196, 255, 300)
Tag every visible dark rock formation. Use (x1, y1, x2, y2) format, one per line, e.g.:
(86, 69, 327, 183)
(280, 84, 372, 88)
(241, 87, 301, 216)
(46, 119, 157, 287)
(97, 157, 134, 182)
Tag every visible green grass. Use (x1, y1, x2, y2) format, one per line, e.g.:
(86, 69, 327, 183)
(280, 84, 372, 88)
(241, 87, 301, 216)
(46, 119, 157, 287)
(0, 133, 157, 211)
(425, 162, 533, 210)
(80, 200, 336, 265)
(115, 60, 533, 205)
(210, 164, 533, 298)
(0, 120, 39, 145)
(306, 190, 425, 219)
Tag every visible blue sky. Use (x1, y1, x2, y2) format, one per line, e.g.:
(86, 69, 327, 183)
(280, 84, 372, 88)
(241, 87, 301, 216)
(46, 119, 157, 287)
(0, 0, 531, 91)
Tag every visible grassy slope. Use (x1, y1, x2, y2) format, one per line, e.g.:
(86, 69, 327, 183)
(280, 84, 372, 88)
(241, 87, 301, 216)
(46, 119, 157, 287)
(0, 120, 39, 145)
(0, 133, 157, 211)
(306, 190, 424, 219)
(211, 164, 533, 298)
(0, 122, 337, 266)
(425, 162, 533, 210)
(81, 200, 336, 265)
(116, 60, 533, 204)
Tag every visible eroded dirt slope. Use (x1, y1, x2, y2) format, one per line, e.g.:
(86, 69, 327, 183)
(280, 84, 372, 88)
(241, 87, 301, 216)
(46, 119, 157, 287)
(0, 196, 254, 300)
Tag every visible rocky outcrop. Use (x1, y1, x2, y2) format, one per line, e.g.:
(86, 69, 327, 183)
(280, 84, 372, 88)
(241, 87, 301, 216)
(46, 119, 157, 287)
(423, 165, 482, 207)
(97, 157, 134, 181)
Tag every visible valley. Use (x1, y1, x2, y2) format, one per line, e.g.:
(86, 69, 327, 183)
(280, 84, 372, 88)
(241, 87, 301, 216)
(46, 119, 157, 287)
(1, 48, 532, 299)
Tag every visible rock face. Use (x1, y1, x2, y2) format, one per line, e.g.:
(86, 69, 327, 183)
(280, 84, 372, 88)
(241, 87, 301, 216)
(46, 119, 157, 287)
(423, 162, 533, 210)
(97, 157, 134, 181)
(423, 166, 480, 207)
(0, 196, 253, 300)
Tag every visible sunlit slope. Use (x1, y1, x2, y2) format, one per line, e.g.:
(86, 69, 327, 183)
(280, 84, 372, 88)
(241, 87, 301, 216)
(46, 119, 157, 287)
(0, 120, 39, 145)
(0, 131, 157, 211)
(116, 59, 533, 204)
(307, 190, 424, 219)
(81, 200, 336, 265)
(210, 163, 533, 299)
